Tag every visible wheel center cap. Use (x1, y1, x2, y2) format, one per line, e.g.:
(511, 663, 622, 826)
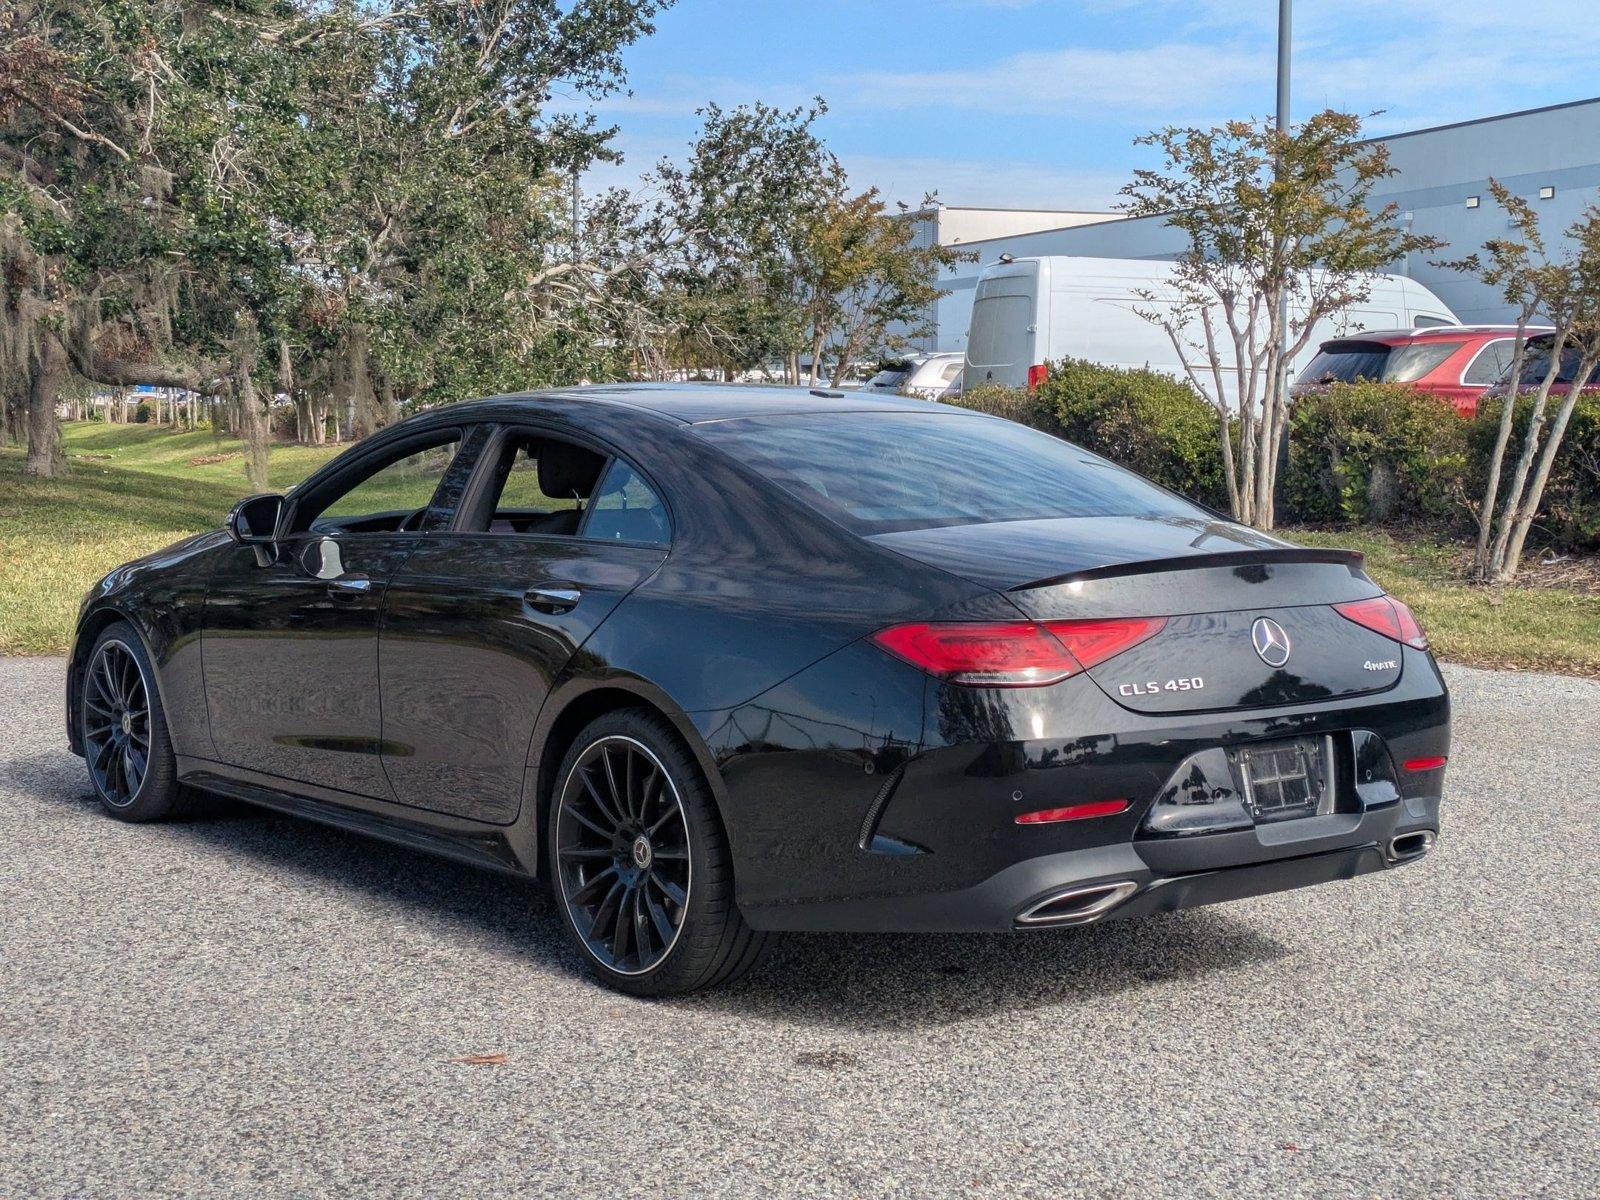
(630, 835, 653, 870)
(119, 712, 133, 735)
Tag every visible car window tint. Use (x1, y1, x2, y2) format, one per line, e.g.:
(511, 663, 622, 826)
(1301, 345, 1390, 384)
(583, 460, 671, 545)
(312, 436, 461, 530)
(1384, 341, 1465, 383)
(697, 412, 1203, 534)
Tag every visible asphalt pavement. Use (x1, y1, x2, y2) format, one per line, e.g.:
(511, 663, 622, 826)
(2, 655, 1596, 1199)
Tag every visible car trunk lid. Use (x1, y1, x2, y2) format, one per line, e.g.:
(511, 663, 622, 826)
(869, 515, 1404, 713)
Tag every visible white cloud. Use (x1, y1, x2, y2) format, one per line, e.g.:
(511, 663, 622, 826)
(841, 153, 1128, 211)
(832, 42, 1270, 120)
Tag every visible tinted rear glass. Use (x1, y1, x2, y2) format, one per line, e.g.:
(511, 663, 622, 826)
(1385, 341, 1466, 382)
(866, 368, 911, 389)
(696, 412, 1204, 534)
(1301, 344, 1391, 384)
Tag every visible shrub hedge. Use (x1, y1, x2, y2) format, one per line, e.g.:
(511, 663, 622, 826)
(953, 361, 1600, 552)
(955, 359, 1229, 509)
(1284, 381, 1467, 526)
(1468, 392, 1600, 551)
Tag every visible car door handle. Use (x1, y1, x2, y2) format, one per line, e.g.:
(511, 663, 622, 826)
(327, 575, 372, 599)
(526, 585, 582, 614)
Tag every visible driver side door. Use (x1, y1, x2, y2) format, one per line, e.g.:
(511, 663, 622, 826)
(201, 427, 474, 796)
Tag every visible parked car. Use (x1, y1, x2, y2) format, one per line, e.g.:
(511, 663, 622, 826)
(862, 352, 965, 399)
(1482, 330, 1600, 403)
(963, 255, 1457, 399)
(1295, 325, 1544, 416)
(69, 384, 1448, 995)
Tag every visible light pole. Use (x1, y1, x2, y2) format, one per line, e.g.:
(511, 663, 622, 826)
(1273, 0, 1292, 513)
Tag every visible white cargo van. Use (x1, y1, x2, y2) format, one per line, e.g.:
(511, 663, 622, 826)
(963, 256, 1457, 401)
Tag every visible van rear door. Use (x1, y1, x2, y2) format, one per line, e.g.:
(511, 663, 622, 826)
(964, 263, 1043, 389)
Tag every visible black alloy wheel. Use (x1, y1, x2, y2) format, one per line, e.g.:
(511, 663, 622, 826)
(555, 735, 691, 975)
(83, 639, 152, 808)
(549, 710, 768, 995)
(80, 622, 186, 822)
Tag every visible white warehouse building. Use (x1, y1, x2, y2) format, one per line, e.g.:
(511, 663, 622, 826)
(905, 97, 1600, 354)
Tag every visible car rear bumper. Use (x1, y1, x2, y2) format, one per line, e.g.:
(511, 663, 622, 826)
(742, 797, 1439, 933)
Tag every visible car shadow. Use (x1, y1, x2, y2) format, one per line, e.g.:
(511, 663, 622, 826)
(24, 757, 1289, 1032)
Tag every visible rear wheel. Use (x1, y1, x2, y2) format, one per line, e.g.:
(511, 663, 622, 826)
(549, 709, 767, 995)
(80, 623, 186, 822)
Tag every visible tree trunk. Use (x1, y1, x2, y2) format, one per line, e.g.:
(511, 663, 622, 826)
(23, 337, 67, 477)
(1488, 341, 1567, 577)
(1497, 356, 1600, 582)
(1475, 331, 1530, 579)
(345, 322, 380, 439)
(234, 357, 271, 491)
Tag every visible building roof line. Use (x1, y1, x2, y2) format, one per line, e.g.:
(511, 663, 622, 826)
(1361, 96, 1600, 144)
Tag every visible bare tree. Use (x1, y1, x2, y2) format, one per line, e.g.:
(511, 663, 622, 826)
(1120, 110, 1441, 529)
(1453, 196, 1600, 582)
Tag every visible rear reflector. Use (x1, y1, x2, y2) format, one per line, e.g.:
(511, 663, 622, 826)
(1332, 595, 1429, 650)
(1015, 798, 1130, 825)
(871, 617, 1165, 687)
(1403, 755, 1447, 771)
(1026, 362, 1049, 392)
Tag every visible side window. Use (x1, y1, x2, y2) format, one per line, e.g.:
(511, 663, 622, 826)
(464, 431, 608, 536)
(303, 433, 462, 534)
(1464, 339, 1514, 386)
(584, 460, 672, 545)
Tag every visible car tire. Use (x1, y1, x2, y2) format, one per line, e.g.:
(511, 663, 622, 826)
(80, 622, 189, 823)
(548, 708, 768, 996)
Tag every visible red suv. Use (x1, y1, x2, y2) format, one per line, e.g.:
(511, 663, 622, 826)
(1295, 325, 1544, 416)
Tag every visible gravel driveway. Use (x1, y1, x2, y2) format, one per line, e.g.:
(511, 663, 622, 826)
(2, 656, 1596, 1199)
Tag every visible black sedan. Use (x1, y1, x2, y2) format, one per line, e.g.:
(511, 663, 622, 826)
(68, 385, 1449, 994)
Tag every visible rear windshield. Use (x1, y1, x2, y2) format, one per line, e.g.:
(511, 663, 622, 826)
(1301, 344, 1391, 384)
(1300, 340, 1465, 385)
(866, 367, 911, 389)
(695, 411, 1205, 534)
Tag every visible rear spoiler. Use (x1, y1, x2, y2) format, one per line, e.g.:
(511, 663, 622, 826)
(1008, 547, 1367, 594)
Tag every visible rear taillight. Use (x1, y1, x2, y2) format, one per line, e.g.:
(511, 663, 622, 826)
(1015, 798, 1130, 825)
(1333, 596, 1429, 650)
(871, 617, 1165, 687)
(1026, 362, 1049, 392)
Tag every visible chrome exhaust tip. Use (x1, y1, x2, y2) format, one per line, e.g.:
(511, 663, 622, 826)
(1386, 830, 1436, 863)
(1016, 880, 1139, 928)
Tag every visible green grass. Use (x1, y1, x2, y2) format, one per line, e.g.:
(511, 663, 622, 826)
(2, 422, 1596, 674)
(0, 422, 342, 655)
(1284, 527, 1600, 677)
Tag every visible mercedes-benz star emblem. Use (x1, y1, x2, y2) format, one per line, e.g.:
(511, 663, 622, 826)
(1251, 617, 1292, 668)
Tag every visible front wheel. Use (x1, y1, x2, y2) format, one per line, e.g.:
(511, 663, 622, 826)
(548, 710, 768, 995)
(80, 622, 188, 822)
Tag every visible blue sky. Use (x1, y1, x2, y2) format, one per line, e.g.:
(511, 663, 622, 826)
(576, 0, 1600, 210)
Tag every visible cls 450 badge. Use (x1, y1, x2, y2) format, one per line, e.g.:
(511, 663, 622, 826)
(1120, 677, 1205, 697)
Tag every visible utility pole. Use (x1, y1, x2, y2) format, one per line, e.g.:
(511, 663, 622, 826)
(571, 166, 582, 260)
(1272, 0, 1292, 516)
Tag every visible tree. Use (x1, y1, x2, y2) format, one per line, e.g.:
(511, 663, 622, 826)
(1450, 191, 1600, 582)
(799, 188, 969, 386)
(649, 100, 841, 381)
(1120, 110, 1441, 529)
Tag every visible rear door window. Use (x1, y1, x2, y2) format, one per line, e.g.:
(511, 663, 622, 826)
(1463, 339, 1516, 386)
(966, 295, 1033, 368)
(583, 460, 672, 545)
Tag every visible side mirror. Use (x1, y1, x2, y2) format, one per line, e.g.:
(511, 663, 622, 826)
(227, 493, 284, 545)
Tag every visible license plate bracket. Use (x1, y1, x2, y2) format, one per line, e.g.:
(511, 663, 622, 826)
(1231, 735, 1335, 824)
